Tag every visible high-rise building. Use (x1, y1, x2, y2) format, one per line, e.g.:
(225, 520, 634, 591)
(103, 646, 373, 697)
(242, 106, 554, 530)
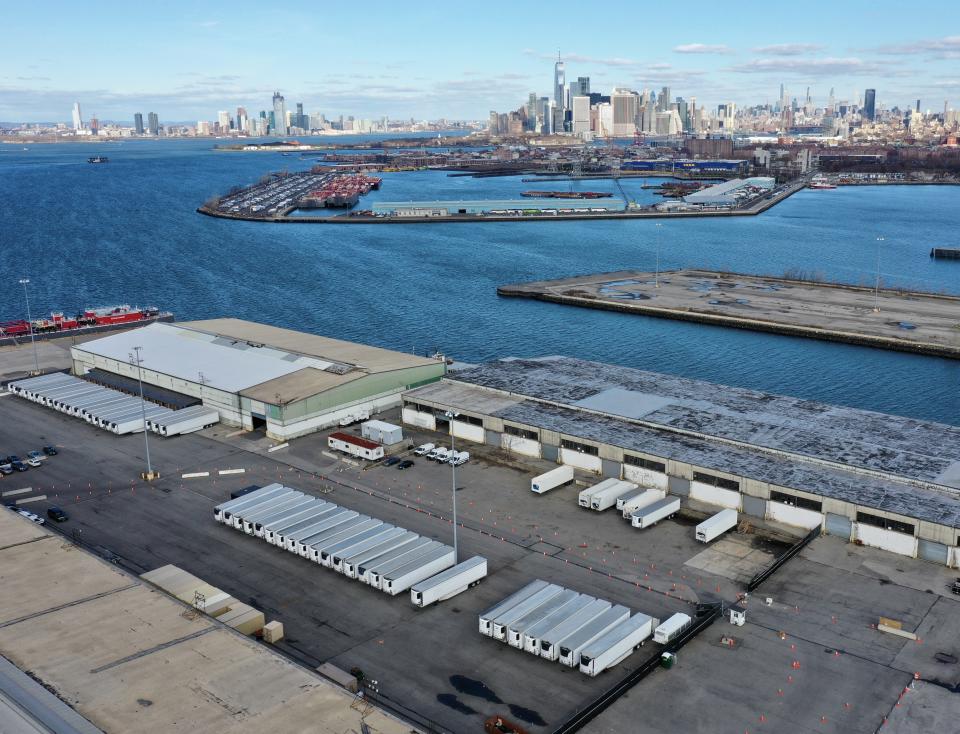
(573, 76, 590, 98)
(134, 113, 144, 135)
(572, 96, 591, 136)
(217, 110, 231, 132)
(611, 88, 639, 137)
(658, 87, 671, 112)
(863, 89, 876, 121)
(89, 116, 99, 135)
(71, 102, 82, 130)
(272, 92, 288, 135)
(554, 56, 566, 113)
(147, 112, 159, 135)
(236, 106, 248, 132)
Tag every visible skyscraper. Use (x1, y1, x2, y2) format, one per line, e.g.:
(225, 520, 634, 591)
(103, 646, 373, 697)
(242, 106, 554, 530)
(554, 56, 566, 113)
(863, 89, 876, 121)
(573, 76, 590, 98)
(147, 112, 159, 135)
(272, 92, 288, 135)
(658, 87, 671, 112)
(134, 113, 144, 135)
(71, 102, 82, 130)
(236, 106, 248, 131)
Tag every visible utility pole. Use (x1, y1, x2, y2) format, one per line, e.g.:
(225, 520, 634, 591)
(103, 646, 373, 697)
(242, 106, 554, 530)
(445, 410, 460, 562)
(129, 347, 158, 480)
(18, 278, 40, 374)
(874, 236, 884, 313)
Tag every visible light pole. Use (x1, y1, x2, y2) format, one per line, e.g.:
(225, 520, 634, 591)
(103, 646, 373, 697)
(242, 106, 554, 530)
(445, 410, 459, 562)
(18, 278, 40, 374)
(129, 347, 157, 480)
(873, 236, 884, 313)
(654, 223, 662, 288)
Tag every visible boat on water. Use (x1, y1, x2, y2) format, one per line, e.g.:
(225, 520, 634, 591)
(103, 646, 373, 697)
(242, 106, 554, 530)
(88, 155, 109, 164)
(809, 181, 837, 189)
(521, 190, 612, 199)
(0, 304, 173, 345)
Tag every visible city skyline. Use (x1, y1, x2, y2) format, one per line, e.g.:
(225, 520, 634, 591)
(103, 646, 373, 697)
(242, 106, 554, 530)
(2, 1, 959, 122)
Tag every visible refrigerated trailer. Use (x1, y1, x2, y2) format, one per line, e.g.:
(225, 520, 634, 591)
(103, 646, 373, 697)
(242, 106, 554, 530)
(531, 465, 574, 494)
(630, 496, 681, 529)
(237, 492, 305, 531)
(579, 613, 657, 677)
(380, 545, 456, 595)
(620, 489, 666, 519)
(150, 406, 220, 436)
(331, 527, 409, 573)
(410, 556, 488, 607)
(256, 499, 325, 540)
(558, 605, 631, 667)
(311, 520, 385, 564)
(615, 488, 646, 512)
(357, 538, 435, 584)
(319, 523, 394, 567)
(696, 508, 739, 543)
(294, 510, 361, 554)
(343, 532, 422, 579)
(368, 541, 444, 588)
(214, 484, 285, 523)
(654, 613, 692, 644)
(578, 478, 622, 508)
(491, 584, 564, 641)
(479, 580, 551, 637)
(267, 503, 337, 545)
(304, 517, 378, 561)
(243, 494, 309, 535)
(539, 599, 613, 661)
(506, 589, 580, 648)
(590, 480, 639, 511)
(225, 488, 297, 527)
(523, 594, 595, 654)
(110, 406, 172, 434)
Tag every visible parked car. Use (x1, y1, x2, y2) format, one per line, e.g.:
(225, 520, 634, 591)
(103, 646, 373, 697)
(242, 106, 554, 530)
(383, 456, 401, 466)
(17, 509, 44, 525)
(450, 451, 470, 467)
(25, 457, 42, 468)
(397, 460, 415, 470)
(0, 465, 12, 476)
(27, 450, 44, 462)
(413, 443, 435, 456)
(10, 460, 28, 472)
(47, 506, 69, 522)
(43, 446, 58, 456)
(428, 447, 449, 462)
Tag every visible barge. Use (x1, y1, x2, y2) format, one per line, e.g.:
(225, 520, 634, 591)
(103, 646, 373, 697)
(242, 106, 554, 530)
(0, 305, 173, 347)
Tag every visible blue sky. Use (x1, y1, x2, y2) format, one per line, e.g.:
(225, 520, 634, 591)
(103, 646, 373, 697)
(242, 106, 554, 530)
(3, 0, 959, 122)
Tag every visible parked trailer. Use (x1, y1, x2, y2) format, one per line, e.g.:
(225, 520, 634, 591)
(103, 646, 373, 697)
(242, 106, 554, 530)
(620, 489, 666, 519)
(368, 541, 445, 588)
(243, 494, 309, 535)
(328, 432, 384, 461)
(577, 478, 622, 508)
(214, 483, 284, 523)
(73, 394, 133, 417)
(491, 584, 564, 641)
(539, 599, 613, 661)
(320, 523, 395, 567)
(653, 613, 692, 644)
(558, 605, 631, 668)
(531, 465, 575, 494)
(8, 373, 74, 395)
(293, 510, 361, 554)
(506, 589, 580, 648)
(331, 527, 409, 573)
(151, 406, 220, 436)
(357, 538, 435, 584)
(236, 491, 305, 531)
(579, 613, 658, 677)
(229, 488, 301, 529)
(304, 517, 377, 561)
(410, 556, 488, 607)
(523, 594, 596, 654)
(696, 508, 739, 543)
(257, 500, 326, 540)
(615, 488, 646, 512)
(479, 580, 551, 637)
(91, 401, 143, 425)
(381, 545, 456, 596)
(590, 480, 639, 511)
(268, 503, 337, 546)
(110, 406, 172, 434)
(631, 496, 681, 529)
(344, 532, 422, 579)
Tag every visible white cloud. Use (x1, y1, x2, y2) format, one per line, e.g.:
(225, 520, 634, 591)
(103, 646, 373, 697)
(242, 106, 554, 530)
(730, 57, 884, 75)
(673, 44, 732, 55)
(872, 35, 960, 59)
(751, 43, 825, 55)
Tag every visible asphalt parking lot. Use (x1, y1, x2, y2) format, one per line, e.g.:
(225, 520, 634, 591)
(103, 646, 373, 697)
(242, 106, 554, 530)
(3, 392, 960, 733)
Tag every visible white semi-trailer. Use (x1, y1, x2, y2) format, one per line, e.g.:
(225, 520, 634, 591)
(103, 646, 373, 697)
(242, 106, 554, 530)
(291, 509, 359, 553)
(479, 580, 551, 637)
(506, 589, 580, 649)
(696, 508, 739, 543)
(491, 585, 564, 641)
(243, 495, 310, 535)
(324, 525, 401, 569)
(358, 538, 435, 585)
(558, 605, 631, 668)
(630, 496, 681, 529)
(330, 527, 408, 572)
(297, 515, 367, 556)
(369, 541, 444, 589)
(252, 498, 318, 538)
(590, 480, 639, 511)
(410, 556, 488, 607)
(231, 489, 300, 529)
(620, 489, 667, 520)
(272, 505, 340, 547)
(539, 599, 613, 661)
(654, 612, 692, 644)
(531, 465, 574, 494)
(214, 483, 284, 523)
(343, 533, 421, 579)
(522, 595, 595, 654)
(577, 478, 622, 508)
(152, 406, 220, 436)
(381, 545, 456, 596)
(615, 488, 646, 512)
(265, 503, 334, 545)
(307, 519, 382, 562)
(579, 613, 658, 677)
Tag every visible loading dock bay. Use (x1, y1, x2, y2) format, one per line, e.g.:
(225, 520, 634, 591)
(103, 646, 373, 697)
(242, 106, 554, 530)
(2, 396, 959, 734)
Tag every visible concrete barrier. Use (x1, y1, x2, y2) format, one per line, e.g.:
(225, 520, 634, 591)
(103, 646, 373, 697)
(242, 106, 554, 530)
(181, 471, 210, 479)
(1, 487, 32, 497)
(218, 468, 246, 475)
(267, 443, 289, 453)
(15, 495, 46, 504)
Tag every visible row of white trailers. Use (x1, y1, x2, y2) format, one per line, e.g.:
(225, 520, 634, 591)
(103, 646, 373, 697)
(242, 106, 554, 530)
(8, 372, 219, 437)
(213, 483, 487, 604)
(479, 579, 693, 676)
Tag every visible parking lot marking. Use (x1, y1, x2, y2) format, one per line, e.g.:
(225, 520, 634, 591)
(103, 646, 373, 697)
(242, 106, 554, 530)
(181, 472, 210, 479)
(2, 487, 33, 496)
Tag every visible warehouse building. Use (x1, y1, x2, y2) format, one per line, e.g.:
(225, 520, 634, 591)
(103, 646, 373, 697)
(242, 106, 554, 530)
(682, 177, 775, 206)
(70, 319, 446, 440)
(402, 356, 960, 566)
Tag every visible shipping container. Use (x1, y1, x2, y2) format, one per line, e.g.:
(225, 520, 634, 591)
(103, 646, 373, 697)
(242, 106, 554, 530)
(578, 478, 622, 507)
(523, 594, 596, 654)
(368, 541, 445, 588)
(579, 613, 657, 676)
(558, 605, 631, 667)
(410, 556, 488, 607)
(539, 599, 613, 660)
(630, 497, 681, 529)
(342, 532, 421, 578)
(381, 545, 456, 595)
(531, 465, 574, 494)
(293, 510, 361, 554)
(696, 508, 739, 543)
(491, 584, 565, 641)
(357, 538, 435, 584)
(653, 613, 692, 644)
(478, 580, 551, 637)
(590, 480, 639, 511)
(620, 489, 666, 519)
(506, 589, 580, 648)
(214, 483, 285, 523)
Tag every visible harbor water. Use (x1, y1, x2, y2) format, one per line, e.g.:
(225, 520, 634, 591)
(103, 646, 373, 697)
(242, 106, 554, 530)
(0, 137, 957, 424)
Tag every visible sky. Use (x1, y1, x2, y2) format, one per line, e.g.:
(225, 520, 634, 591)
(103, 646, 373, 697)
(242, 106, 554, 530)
(2, 0, 959, 123)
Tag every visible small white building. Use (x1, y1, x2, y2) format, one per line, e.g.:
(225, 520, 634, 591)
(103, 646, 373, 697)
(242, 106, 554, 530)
(361, 420, 403, 446)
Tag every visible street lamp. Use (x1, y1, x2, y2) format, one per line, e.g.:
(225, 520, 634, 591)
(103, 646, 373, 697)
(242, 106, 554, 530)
(654, 223, 662, 288)
(18, 278, 40, 374)
(129, 346, 157, 480)
(445, 410, 460, 562)
(873, 236, 884, 313)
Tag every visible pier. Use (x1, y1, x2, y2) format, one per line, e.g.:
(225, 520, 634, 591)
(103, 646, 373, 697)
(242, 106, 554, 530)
(498, 269, 960, 359)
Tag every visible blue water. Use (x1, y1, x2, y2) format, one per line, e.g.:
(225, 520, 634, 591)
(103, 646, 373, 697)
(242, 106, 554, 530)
(1, 137, 958, 424)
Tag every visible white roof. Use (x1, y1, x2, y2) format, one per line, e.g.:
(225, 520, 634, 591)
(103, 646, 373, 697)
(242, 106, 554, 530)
(363, 420, 401, 431)
(71, 323, 335, 393)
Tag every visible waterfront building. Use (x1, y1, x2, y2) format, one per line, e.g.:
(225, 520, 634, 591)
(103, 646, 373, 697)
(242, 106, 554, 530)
(864, 89, 876, 121)
(71, 102, 82, 131)
(272, 92, 288, 135)
(147, 112, 159, 136)
(134, 113, 144, 135)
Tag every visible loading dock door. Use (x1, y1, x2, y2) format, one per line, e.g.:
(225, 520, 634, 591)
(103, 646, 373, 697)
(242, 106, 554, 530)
(825, 513, 852, 541)
(918, 539, 949, 565)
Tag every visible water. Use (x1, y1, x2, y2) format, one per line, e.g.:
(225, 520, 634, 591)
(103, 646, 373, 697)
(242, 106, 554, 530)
(1, 137, 958, 424)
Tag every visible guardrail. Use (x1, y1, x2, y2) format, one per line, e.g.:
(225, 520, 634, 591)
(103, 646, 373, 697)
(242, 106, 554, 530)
(747, 526, 821, 592)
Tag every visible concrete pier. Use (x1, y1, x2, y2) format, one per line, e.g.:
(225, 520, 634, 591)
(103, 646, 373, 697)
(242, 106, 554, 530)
(498, 269, 960, 359)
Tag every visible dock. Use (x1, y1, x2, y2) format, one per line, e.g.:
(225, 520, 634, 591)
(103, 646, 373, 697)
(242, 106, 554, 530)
(498, 269, 960, 359)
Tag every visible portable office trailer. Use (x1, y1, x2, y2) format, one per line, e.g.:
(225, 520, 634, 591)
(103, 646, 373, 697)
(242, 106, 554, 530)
(558, 605, 631, 667)
(243, 495, 310, 535)
(590, 480, 639, 511)
(523, 594, 595, 654)
(579, 613, 657, 677)
(491, 585, 564, 641)
(578, 478, 622, 507)
(506, 589, 580, 648)
(256, 499, 324, 540)
(696, 508, 739, 543)
(653, 613, 692, 644)
(343, 532, 421, 579)
(310, 519, 384, 564)
(381, 545, 456, 596)
(331, 527, 407, 572)
(328, 432, 384, 461)
(300, 516, 372, 559)
(479, 580, 551, 637)
(630, 496, 681, 529)
(214, 484, 284, 523)
(539, 599, 613, 660)
(293, 510, 361, 554)
(410, 556, 488, 607)
(266, 503, 335, 545)
(620, 489, 667, 519)
(235, 491, 304, 531)
(531, 465, 574, 494)
(366, 538, 443, 589)
(319, 523, 394, 567)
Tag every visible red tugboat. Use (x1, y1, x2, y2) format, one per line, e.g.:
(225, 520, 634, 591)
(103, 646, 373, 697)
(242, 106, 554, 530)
(0, 305, 172, 345)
